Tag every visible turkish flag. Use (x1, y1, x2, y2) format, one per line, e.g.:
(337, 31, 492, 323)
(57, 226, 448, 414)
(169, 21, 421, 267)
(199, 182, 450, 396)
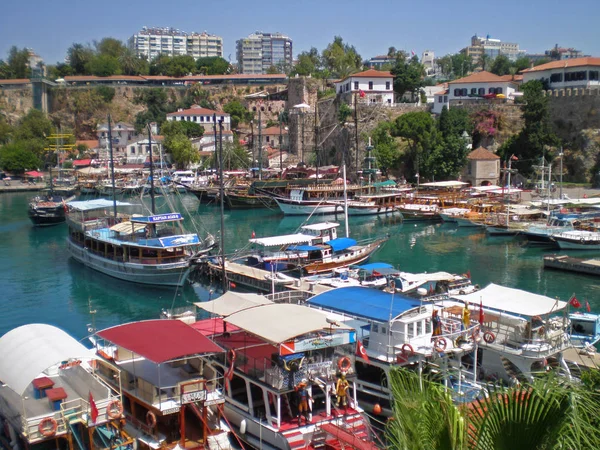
(89, 392, 99, 423)
(359, 90, 366, 98)
(586, 301, 591, 313)
(356, 340, 369, 362)
(479, 299, 485, 325)
(569, 295, 581, 309)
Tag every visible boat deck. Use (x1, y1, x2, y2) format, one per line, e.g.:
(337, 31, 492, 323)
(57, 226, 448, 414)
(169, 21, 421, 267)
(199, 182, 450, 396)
(563, 346, 600, 370)
(544, 254, 600, 277)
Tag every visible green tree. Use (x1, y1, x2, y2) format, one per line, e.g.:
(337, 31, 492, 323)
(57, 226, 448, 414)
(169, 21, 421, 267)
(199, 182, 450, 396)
(223, 100, 251, 129)
(292, 48, 321, 76)
(164, 133, 197, 169)
(5, 46, 31, 79)
(0, 60, 9, 79)
(0, 142, 41, 173)
(119, 48, 148, 75)
(266, 65, 280, 74)
(67, 43, 94, 75)
(513, 56, 531, 73)
(95, 86, 115, 103)
(85, 54, 121, 77)
(161, 120, 204, 139)
(13, 109, 53, 143)
(209, 141, 251, 170)
(321, 36, 363, 78)
(133, 88, 171, 132)
(370, 121, 400, 171)
(437, 55, 453, 77)
(391, 55, 425, 101)
(451, 53, 472, 78)
(94, 37, 126, 58)
(438, 107, 472, 139)
(479, 53, 492, 71)
(47, 63, 74, 79)
(337, 103, 352, 126)
(196, 56, 230, 75)
(0, 117, 12, 144)
(490, 55, 512, 76)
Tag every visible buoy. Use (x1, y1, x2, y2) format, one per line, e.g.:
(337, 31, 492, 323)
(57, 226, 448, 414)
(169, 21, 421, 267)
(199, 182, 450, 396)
(373, 404, 382, 415)
(240, 419, 247, 434)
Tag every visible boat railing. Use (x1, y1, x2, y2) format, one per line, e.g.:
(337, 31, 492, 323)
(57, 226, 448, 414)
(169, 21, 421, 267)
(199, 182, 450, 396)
(265, 290, 309, 304)
(22, 410, 67, 443)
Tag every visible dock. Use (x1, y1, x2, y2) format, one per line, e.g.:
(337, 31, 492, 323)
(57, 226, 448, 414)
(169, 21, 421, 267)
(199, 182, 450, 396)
(563, 346, 600, 370)
(206, 260, 332, 295)
(543, 254, 600, 277)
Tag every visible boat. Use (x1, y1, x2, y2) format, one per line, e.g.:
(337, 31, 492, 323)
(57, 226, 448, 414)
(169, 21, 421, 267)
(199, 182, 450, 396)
(264, 271, 296, 286)
(328, 192, 405, 216)
(520, 215, 580, 246)
(0, 324, 133, 450)
(552, 230, 600, 250)
(246, 221, 387, 275)
(396, 202, 441, 221)
(569, 311, 600, 348)
(224, 189, 276, 209)
(193, 292, 378, 450)
(27, 189, 76, 227)
(93, 319, 233, 449)
(387, 271, 478, 297)
(65, 199, 216, 286)
(273, 184, 368, 216)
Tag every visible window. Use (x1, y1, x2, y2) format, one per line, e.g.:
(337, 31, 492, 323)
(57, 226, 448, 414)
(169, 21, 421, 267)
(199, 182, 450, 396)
(496, 87, 503, 94)
(407, 323, 414, 338)
(386, 81, 390, 90)
(550, 73, 563, 83)
(489, 87, 495, 94)
(369, 81, 373, 90)
(478, 87, 485, 96)
(387, 98, 392, 103)
(444, 95, 448, 102)
(200, 116, 204, 122)
(589, 71, 599, 81)
(266, 136, 270, 142)
(438, 96, 443, 103)
(454, 89, 460, 96)
(471, 88, 477, 95)
(131, 147, 135, 154)
(372, 324, 379, 333)
(354, 81, 359, 89)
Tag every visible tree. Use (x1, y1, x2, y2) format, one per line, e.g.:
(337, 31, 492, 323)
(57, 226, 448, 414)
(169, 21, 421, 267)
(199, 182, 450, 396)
(0, 118, 12, 145)
(370, 121, 400, 171)
(161, 120, 204, 139)
(94, 38, 126, 58)
(195, 56, 230, 75)
(47, 62, 74, 79)
(391, 55, 425, 101)
(5, 46, 31, 79)
(321, 36, 363, 78)
(67, 43, 94, 75)
(292, 48, 321, 76)
(165, 133, 197, 169)
(491, 55, 512, 76)
(223, 100, 251, 129)
(480, 53, 492, 72)
(438, 106, 472, 139)
(133, 88, 171, 132)
(0, 142, 41, 173)
(266, 65, 280, 74)
(13, 109, 53, 143)
(534, 57, 552, 67)
(337, 104, 352, 126)
(513, 56, 531, 73)
(451, 53, 472, 78)
(437, 55, 453, 77)
(209, 141, 251, 170)
(85, 54, 121, 77)
(119, 48, 148, 75)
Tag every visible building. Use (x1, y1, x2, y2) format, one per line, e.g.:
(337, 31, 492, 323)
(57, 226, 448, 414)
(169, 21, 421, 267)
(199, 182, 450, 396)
(463, 147, 500, 186)
(125, 136, 164, 164)
(367, 55, 395, 69)
(545, 45, 586, 60)
(432, 71, 518, 114)
(129, 27, 223, 61)
(255, 126, 289, 149)
(422, 50, 435, 76)
(96, 122, 137, 159)
(334, 69, 395, 106)
(236, 32, 293, 74)
(521, 57, 600, 90)
(166, 105, 231, 131)
(463, 34, 524, 64)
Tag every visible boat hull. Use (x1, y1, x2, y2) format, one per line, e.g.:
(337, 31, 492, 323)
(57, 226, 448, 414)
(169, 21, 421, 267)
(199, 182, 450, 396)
(302, 239, 386, 275)
(28, 206, 66, 226)
(274, 198, 339, 216)
(67, 238, 192, 286)
(554, 237, 600, 250)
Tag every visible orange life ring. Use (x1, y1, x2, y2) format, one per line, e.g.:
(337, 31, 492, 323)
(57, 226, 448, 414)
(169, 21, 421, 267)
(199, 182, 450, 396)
(483, 331, 496, 344)
(401, 343, 415, 358)
(337, 356, 352, 372)
(434, 337, 447, 352)
(106, 400, 124, 419)
(538, 326, 545, 335)
(224, 349, 236, 380)
(38, 417, 58, 437)
(146, 410, 157, 429)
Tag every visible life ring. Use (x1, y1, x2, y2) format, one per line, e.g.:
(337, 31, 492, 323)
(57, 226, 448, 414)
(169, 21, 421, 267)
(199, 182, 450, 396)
(538, 326, 546, 335)
(337, 356, 352, 372)
(38, 417, 58, 437)
(401, 343, 415, 358)
(146, 411, 157, 429)
(434, 337, 447, 352)
(471, 326, 481, 341)
(459, 290, 466, 295)
(224, 349, 236, 380)
(106, 400, 124, 419)
(483, 331, 496, 344)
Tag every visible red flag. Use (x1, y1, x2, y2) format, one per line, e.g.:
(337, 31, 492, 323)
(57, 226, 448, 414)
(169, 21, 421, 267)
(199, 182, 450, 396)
(586, 301, 591, 313)
(510, 154, 519, 161)
(89, 392, 99, 423)
(356, 340, 369, 362)
(251, 230, 256, 238)
(479, 298, 485, 325)
(230, 282, 237, 289)
(569, 295, 581, 309)
(359, 90, 366, 98)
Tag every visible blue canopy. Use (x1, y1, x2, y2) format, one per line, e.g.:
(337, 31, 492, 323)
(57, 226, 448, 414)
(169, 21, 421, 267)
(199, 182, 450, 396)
(287, 245, 321, 251)
(354, 262, 393, 271)
(328, 238, 357, 252)
(307, 286, 421, 323)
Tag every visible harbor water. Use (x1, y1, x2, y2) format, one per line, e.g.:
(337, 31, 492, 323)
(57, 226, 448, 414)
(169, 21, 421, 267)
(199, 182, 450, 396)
(1, 191, 599, 341)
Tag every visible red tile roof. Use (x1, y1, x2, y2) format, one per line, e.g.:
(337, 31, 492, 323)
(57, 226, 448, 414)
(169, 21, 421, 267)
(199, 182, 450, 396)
(0, 78, 30, 85)
(337, 69, 393, 83)
(498, 74, 523, 82)
(167, 106, 228, 116)
(522, 57, 600, 73)
(467, 147, 500, 160)
(97, 319, 223, 363)
(73, 159, 92, 167)
(261, 126, 288, 136)
(434, 90, 448, 96)
(449, 71, 516, 85)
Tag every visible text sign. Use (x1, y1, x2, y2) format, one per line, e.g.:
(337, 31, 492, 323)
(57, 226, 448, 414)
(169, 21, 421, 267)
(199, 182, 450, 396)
(147, 213, 182, 223)
(181, 390, 207, 404)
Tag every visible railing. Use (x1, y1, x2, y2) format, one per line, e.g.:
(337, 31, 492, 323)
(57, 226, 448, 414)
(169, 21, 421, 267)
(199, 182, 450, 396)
(266, 290, 309, 304)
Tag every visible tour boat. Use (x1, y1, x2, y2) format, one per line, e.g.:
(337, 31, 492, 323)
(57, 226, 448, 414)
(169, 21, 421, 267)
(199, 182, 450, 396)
(396, 202, 441, 221)
(0, 324, 133, 450)
(193, 292, 378, 450)
(386, 271, 477, 297)
(273, 184, 366, 216)
(520, 215, 580, 246)
(552, 230, 600, 250)
(28, 190, 76, 227)
(569, 311, 600, 348)
(66, 199, 216, 286)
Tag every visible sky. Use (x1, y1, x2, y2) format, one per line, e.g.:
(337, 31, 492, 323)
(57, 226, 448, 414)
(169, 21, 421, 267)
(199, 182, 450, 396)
(1, 0, 598, 66)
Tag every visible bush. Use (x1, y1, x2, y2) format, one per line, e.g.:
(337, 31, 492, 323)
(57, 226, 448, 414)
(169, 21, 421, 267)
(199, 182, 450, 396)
(95, 86, 115, 103)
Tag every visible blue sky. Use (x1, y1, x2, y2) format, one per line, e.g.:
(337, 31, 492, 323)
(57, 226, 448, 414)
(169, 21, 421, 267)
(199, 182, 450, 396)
(1, 0, 598, 65)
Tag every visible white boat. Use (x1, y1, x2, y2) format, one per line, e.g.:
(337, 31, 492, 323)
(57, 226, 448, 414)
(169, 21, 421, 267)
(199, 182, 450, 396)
(569, 311, 600, 348)
(387, 271, 477, 297)
(552, 230, 600, 250)
(264, 271, 296, 285)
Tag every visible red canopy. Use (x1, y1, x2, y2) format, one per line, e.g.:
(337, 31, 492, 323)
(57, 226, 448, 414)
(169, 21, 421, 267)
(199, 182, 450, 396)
(73, 159, 92, 167)
(97, 319, 223, 363)
(24, 171, 44, 178)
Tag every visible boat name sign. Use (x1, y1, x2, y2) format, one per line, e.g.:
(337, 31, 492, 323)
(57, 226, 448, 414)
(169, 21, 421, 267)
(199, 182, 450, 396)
(307, 361, 333, 371)
(181, 389, 207, 404)
(146, 213, 183, 223)
(280, 331, 356, 356)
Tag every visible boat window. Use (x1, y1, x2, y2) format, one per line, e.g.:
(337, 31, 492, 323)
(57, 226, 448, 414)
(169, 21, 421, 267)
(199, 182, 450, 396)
(249, 382, 266, 418)
(229, 374, 248, 406)
(372, 324, 379, 333)
(381, 326, 387, 335)
(425, 319, 432, 334)
(407, 322, 415, 338)
(416, 321, 423, 336)
(355, 360, 387, 387)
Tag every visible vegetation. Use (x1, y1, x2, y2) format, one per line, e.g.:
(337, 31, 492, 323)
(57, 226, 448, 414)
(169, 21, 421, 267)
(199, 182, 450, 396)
(391, 55, 426, 101)
(196, 56, 230, 75)
(223, 100, 252, 129)
(133, 88, 173, 132)
(207, 141, 251, 170)
(0, 47, 32, 79)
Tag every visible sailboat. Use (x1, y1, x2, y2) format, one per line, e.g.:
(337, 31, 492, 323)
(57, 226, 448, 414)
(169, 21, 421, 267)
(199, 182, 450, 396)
(28, 168, 76, 227)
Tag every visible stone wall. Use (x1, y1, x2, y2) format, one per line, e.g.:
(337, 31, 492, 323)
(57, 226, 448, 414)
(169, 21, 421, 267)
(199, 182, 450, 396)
(0, 84, 33, 124)
(544, 88, 600, 136)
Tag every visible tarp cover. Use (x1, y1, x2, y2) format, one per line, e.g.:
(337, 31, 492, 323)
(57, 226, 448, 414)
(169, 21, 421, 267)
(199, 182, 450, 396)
(195, 291, 272, 317)
(250, 233, 315, 247)
(328, 238, 357, 251)
(0, 324, 95, 395)
(451, 283, 567, 317)
(224, 304, 351, 344)
(68, 199, 134, 211)
(110, 221, 146, 234)
(354, 262, 394, 271)
(97, 320, 223, 363)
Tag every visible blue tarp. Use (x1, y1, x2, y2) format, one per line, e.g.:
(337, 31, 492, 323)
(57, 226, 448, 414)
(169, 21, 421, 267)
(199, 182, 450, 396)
(328, 238, 357, 252)
(287, 245, 321, 251)
(354, 262, 393, 271)
(307, 286, 421, 323)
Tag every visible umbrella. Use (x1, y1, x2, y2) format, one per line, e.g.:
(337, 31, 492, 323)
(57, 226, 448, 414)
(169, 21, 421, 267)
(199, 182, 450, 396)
(24, 171, 44, 178)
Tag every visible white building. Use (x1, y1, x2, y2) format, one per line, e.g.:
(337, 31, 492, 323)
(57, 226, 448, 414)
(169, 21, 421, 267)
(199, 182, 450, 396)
(96, 122, 137, 158)
(126, 136, 164, 164)
(432, 71, 518, 114)
(236, 32, 293, 74)
(521, 57, 600, 90)
(334, 69, 395, 106)
(422, 50, 435, 76)
(166, 105, 231, 131)
(256, 126, 289, 149)
(129, 27, 223, 61)
(190, 131, 235, 153)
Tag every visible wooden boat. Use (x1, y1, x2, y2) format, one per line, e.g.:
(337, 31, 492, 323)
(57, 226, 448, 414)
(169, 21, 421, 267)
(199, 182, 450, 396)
(28, 190, 76, 227)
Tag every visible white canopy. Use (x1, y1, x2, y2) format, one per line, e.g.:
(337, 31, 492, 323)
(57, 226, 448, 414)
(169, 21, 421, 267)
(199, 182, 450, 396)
(76, 167, 104, 175)
(250, 233, 315, 247)
(224, 304, 350, 344)
(68, 199, 134, 211)
(301, 222, 339, 231)
(399, 271, 455, 283)
(0, 324, 96, 395)
(451, 283, 567, 317)
(195, 291, 272, 317)
(110, 221, 146, 234)
(420, 181, 468, 187)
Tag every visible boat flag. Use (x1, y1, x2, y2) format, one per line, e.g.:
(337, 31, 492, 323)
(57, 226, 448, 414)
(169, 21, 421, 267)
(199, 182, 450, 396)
(359, 90, 366, 98)
(479, 298, 485, 324)
(251, 230, 256, 238)
(569, 294, 581, 308)
(230, 282, 237, 289)
(89, 392, 99, 423)
(586, 300, 591, 313)
(411, 50, 415, 56)
(356, 340, 369, 362)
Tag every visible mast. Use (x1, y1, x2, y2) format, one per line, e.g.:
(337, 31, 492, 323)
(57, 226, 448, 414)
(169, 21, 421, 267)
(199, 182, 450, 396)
(147, 124, 156, 215)
(107, 115, 117, 219)
(343, 163, 349, 238)
(506, 157, 512, 227)
(215, 113, 228, 292)
(314, 102, 319, 183)
(258, 109, 263, 181)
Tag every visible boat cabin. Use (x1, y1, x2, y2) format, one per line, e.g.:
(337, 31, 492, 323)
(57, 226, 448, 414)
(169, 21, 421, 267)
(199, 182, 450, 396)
(569, 312, 600, 348)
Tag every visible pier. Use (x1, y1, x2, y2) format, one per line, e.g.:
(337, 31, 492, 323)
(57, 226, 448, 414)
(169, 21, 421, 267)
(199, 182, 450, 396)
(563, 346, 600, 370)
(543, 254, 600, 277)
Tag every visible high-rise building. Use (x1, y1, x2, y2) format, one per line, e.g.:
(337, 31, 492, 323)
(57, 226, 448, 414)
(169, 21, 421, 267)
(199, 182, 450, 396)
(129, 27, 223, 61)
(236, 32, 293, 74)
(463, 34, 524, 64)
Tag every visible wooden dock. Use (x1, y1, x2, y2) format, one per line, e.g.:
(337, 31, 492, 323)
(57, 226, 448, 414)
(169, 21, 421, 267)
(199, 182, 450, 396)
(543, 254, 600, 277)
(563, 346, 600, 370)
(206, 260, 332, 295)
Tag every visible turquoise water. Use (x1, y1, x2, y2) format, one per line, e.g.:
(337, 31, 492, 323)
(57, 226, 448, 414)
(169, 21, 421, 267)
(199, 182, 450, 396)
(1, 191, 599, 340)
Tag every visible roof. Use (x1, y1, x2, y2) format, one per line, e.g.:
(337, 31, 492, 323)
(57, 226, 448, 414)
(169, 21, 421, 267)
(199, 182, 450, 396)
(449, 71, 515, 84)
(308, 286, 422, 322)
(301, 222, 339, 231)
(261, 126, 288, 136)
(354, 262, 394, 271)
(67, 199, 134, 211)
(522, 57, 600, 73)
(451, 283, 567, 317)
(498, 74, 523, 82)
(73, 159, 92, 167)
(195, 291, 272, 317)
(250, 233, 315, 247)
(467, 147, 500, 160)
(0, 78, 30, 86)
(224, 304, 351, 344)
(96, 320, 223, 364)
(420, 181, 469, 187)
(167, 106, 228, 117)
(336, 69, 393, 83)
(328, 237, 357, 251)
(0, 324, 95, 395)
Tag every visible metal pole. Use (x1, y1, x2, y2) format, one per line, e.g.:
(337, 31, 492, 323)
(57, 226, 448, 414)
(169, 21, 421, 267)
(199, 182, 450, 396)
(301, 111, 305, 164)
(506, 157, 512, 227)
(315, 102, 319, 183)
(342, 162, 349, 239)
(258, 109, 263, 180)
(218, 117, 228, 292)
(279, 117, 283, 176)
(107, 115, 117, 220)
(250, 120, 254, 171)
(354, 92, 359, 179)
(559, 147, 563, 200)
(147, 124, 156, 215)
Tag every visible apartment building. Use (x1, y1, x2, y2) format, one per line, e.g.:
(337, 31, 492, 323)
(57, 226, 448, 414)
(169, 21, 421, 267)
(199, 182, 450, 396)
(129, 27, 223, 61)
(236, 32, 293, 74)
(463, 34, 524, 64)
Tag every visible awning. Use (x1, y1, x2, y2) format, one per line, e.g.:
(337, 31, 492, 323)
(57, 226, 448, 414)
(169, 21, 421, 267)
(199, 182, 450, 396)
(451, 283, 567, 317)
(110, 221, 146, 234)
(250, 233, 315, 247)
(328, 238, 357, 251)
(24, 171, 44, 178)
(287, 245, 321, 251)
(372, 180, 396, 187)
(68, 199, 134, 211)
(195, 291, 272, 317)
(353, 262, 394, 271)
(420, 181, 468, 187)
(0, 324, 96, 395)
(97, 320, 223, 363)
(224, 304, 351, 344)
(73, 159, 92, 167)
